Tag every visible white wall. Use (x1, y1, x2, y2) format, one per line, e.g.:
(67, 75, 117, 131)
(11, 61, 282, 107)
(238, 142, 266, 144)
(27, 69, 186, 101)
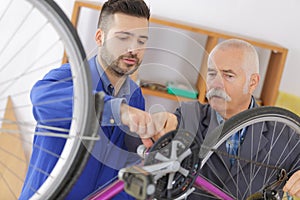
(57, 0, 300, 98)
(144, 0, 300, 97)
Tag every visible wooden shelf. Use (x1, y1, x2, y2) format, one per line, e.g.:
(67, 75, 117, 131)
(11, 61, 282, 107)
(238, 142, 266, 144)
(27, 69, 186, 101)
(71, 0, 288, 106)
(141, 87, 197, 102)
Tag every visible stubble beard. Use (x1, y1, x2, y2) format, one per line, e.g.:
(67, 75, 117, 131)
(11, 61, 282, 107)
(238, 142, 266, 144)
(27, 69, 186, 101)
(100, 47, 141, 77)
(109, 58, 140, 77)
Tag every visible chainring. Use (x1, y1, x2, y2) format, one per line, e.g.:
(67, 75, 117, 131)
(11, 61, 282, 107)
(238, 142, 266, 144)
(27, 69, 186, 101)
(144, 129, 201, 199)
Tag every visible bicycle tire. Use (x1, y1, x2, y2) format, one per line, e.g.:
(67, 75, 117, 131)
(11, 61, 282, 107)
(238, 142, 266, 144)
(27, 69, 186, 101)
(0, 0, 96, 199)
(199, 106, 300, 199)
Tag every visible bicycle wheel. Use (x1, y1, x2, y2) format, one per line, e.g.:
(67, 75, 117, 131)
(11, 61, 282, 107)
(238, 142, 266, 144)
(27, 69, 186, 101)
(0, 0, 96, 199)
(198, 106, 300, 199)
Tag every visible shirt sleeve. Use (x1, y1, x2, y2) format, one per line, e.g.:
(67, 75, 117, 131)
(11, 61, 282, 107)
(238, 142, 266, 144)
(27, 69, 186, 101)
(30, 66, 73, 128)
(101, 94, 127, 126)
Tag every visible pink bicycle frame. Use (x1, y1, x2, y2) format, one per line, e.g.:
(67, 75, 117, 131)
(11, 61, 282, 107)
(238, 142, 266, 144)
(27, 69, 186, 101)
(86, 175, 234, 200)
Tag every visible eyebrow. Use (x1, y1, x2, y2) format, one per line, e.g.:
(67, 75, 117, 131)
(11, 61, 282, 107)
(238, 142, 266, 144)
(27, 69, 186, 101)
(208, 68, 237, 75)
(115, 31, 148, 39)
(208, 68, 217, 72)
(221, 69, 236, 75)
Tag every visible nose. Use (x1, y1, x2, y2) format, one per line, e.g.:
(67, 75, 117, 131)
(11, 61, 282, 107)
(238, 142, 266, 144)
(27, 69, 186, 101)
(127, 47, 137, 54)
(207, 73, 224, 89)
(127, 40, 143, 54)
(127, 46, 139, 55)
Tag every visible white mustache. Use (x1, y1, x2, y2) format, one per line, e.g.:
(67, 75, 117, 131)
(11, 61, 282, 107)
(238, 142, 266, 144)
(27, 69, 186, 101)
(206, 88, 232, 102)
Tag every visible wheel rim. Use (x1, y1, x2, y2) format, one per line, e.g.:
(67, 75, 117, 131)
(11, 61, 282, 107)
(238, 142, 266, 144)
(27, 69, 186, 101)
(199, 107, 300, 199)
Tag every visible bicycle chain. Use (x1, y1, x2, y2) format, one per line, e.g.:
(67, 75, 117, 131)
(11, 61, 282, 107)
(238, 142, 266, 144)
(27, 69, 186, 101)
(201, 145, 282, 171)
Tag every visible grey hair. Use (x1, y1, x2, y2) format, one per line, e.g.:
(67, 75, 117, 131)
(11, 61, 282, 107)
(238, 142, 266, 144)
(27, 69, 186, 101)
(208, 38, 260, 76)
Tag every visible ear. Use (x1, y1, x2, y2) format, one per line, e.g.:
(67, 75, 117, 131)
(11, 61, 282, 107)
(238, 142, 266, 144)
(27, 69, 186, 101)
(95, 28, 104, 46)
(249, 73, 260, 94)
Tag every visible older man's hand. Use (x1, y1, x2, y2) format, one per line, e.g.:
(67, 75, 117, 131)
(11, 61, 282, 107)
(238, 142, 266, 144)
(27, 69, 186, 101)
(283, 170, 300, 197)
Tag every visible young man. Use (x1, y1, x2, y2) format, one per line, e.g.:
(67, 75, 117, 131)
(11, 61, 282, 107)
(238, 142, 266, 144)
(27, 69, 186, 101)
(20, 0, 150, 199)
(121, 39, 300, 198)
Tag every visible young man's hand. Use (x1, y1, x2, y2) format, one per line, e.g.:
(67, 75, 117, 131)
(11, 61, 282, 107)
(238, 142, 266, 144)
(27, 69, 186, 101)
(150, 111, 178, 141)
(120, 104, 177, 147)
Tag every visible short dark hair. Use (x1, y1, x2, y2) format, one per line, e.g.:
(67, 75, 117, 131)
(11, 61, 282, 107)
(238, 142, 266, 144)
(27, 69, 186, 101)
(97, 0, 150, 30)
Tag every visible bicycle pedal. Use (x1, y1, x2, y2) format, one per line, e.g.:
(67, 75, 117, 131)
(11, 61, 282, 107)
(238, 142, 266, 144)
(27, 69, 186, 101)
(119, 166, 155, 200)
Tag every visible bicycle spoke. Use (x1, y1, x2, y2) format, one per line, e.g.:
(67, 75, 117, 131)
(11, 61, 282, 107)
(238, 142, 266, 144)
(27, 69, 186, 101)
(0, 0, 14, 21)
(0, 41, 62, 95)
(199, 107, 300, 199)
(203, 156, 237, 198)
(0, 0, 94, 199)
(0, 22, 49, 73)
(0, 5, 34, 58)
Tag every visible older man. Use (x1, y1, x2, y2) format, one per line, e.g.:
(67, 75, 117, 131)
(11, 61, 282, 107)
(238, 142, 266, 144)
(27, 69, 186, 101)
(121, 39, 300, 198)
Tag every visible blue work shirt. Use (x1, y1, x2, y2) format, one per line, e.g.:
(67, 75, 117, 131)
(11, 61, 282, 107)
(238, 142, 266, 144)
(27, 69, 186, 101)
(19, 56, 144, 200)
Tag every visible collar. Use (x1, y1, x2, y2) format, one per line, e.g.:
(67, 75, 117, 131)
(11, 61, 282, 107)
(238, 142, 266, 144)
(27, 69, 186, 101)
(95, 57, 130, 97)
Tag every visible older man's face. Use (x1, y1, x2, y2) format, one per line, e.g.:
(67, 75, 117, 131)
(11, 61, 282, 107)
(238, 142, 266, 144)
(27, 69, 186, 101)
(206, 47, 252, 118)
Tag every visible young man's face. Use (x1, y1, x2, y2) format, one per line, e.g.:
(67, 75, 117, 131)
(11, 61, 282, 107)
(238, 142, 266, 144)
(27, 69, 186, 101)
(100, 13, 149, 76)
(206, 47, 253, 118)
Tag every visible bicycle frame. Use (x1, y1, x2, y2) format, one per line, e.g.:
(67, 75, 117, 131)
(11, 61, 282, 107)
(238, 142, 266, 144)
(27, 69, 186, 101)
(86, 175, 234, 200)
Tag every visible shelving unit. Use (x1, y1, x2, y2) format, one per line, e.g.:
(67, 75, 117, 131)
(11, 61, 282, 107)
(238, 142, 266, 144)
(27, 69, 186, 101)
(70, 0, 288, 106)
